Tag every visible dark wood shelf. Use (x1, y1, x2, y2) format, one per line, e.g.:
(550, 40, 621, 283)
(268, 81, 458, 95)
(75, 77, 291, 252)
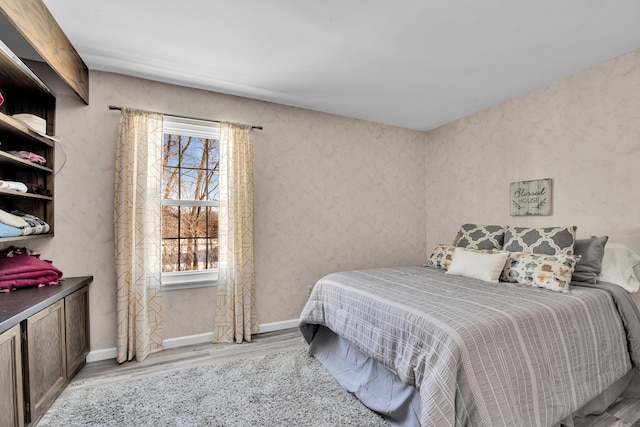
(0, 39, 52, 95)
(0, 112, 55, 148)
(0, 150, 53, 172)
(0, 233, 53, 243)
(0, 188, 52, 200)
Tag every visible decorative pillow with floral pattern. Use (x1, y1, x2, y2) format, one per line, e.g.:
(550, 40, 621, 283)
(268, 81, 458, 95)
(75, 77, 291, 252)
(425, 244, 492, 271)
(425, 244, 456, 270)
(500, 251, 581, 293)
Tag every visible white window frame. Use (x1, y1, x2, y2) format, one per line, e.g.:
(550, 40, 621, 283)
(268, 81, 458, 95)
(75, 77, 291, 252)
(161, 117, 220, 291)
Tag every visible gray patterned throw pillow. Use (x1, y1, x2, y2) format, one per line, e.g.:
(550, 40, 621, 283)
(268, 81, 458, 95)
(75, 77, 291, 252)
(502, 226, 577, 255)
(453, 224, 507, 250)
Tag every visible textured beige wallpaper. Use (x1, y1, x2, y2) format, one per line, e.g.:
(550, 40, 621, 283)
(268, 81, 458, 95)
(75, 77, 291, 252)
(21, 47, 639, 353)
(27, 71, 427, 350)
(425, 49, 640, 300)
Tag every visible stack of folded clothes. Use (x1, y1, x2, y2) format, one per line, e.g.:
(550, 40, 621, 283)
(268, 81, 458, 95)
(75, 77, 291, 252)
(0, 179, 28, 192)
(0, 247, 63, 292)
(7, 150, 47, 165)
(0, 208, 51, 237)
(0, 179, 51, 196)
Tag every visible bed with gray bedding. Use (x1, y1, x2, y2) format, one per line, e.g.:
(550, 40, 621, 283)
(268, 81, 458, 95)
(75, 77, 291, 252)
(299, 265, 640, 427)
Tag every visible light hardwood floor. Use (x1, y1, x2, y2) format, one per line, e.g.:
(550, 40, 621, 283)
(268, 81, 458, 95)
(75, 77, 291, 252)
(40, 328, 640, 426)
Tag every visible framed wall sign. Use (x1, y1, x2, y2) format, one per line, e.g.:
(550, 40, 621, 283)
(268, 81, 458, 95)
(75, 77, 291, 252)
(510, 178, 552, 216)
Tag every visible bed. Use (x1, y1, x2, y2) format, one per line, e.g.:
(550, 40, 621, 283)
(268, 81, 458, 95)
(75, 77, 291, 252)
(298, 227, 640, 427)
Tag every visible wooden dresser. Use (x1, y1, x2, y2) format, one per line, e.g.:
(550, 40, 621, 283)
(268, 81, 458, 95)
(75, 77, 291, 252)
(0, 276, 92, 427)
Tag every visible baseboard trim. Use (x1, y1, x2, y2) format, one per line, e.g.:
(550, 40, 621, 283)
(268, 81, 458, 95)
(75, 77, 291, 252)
(258, 318, 299, 334)
(86, 318, 300, 363)
(86, 347, 118, 363)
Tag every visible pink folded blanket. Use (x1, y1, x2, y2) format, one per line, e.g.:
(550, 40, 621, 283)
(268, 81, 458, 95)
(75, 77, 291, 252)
(0, 252, 63, 291)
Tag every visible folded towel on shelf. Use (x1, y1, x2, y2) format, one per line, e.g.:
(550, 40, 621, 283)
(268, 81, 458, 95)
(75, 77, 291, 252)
(7, 150, 47, 165)
(0, 208, 29, 228)
(11, 210, 50, 235)
(0, 248, 63, 291)
(26, 183, 52, 196)
(0, 180, 28, 192)
(0, 222, 22, 237)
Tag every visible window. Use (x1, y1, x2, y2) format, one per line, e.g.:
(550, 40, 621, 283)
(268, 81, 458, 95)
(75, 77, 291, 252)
(161, 117, 220, 289)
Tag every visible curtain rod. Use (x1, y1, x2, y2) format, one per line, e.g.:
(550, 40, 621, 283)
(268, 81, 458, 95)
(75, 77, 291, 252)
(108, 105, 263, 130)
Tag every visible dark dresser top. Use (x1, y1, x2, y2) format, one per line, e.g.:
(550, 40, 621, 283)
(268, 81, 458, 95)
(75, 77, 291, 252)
(0, 276, 93, 334)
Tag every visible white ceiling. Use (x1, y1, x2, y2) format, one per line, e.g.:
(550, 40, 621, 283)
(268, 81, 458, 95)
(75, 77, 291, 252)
(43, 0, 640, 131)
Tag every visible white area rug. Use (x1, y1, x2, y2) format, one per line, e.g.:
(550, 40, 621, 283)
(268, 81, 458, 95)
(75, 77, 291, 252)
(39, 348, 389, 426)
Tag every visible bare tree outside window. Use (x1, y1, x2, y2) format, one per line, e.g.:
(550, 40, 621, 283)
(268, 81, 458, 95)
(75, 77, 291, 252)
(161, 131, 219, 273)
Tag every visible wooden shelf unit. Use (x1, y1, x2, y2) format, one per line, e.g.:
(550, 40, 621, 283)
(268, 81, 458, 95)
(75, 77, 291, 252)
(0, 1, 92, 425)
(0, 42, 55, 242)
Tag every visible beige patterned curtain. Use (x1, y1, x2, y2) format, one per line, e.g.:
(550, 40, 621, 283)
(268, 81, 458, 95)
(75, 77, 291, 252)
(114, 108, 164, 362)
(213, 123, 258, 343)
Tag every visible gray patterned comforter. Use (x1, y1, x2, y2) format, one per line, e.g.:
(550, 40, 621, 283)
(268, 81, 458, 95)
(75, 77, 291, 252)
(299, 266, 633, 427)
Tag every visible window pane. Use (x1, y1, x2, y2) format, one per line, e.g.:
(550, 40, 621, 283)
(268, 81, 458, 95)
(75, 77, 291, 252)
(162, 167, 179, 199)
(162, 206, 179, 238)
(207, 139, 219, 170)
(162, 239, 179, 273)
(179, 206, 204, 238)
(206, 171, 219, 201)
(208, 237, 218, 269)
(181, 137, 206, 169)
(179, 238, 207, 271)
(180, 168, 208, 200)
(208, 207, 218, 239)
(195, 208, 209, 236)
(163, 134, 180, 167)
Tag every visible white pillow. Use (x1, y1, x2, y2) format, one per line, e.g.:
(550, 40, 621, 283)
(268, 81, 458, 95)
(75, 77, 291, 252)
(446, 248, 509, 283)
(599, 243, 640, 292)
